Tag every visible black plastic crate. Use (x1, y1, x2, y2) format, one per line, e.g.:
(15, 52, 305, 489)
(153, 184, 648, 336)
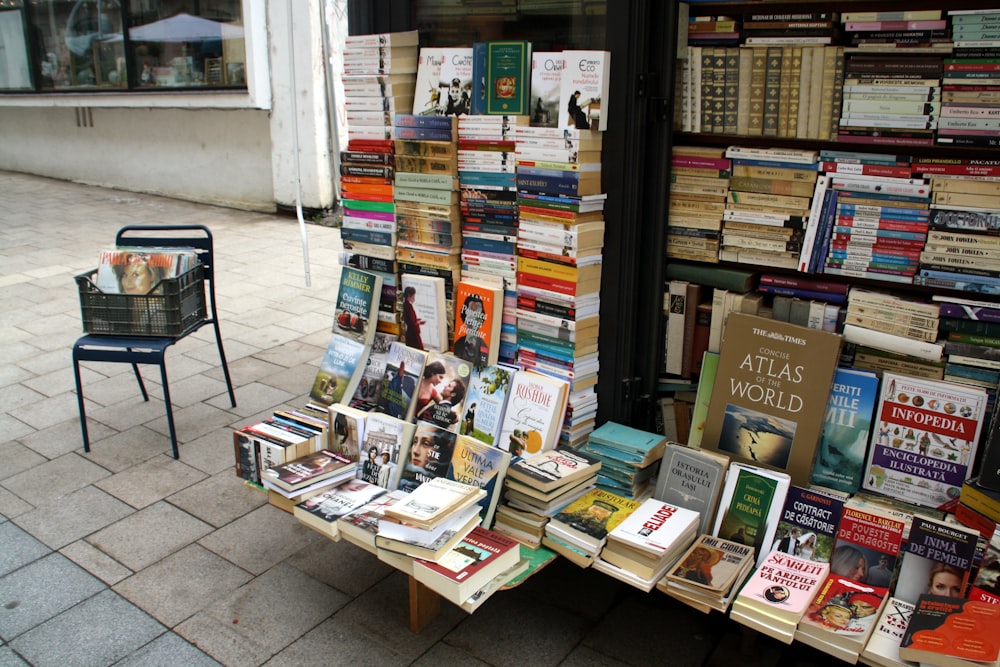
(76, 264, 206, 337)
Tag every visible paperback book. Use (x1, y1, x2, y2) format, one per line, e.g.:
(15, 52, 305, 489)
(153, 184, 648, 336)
(374, 342, 428, 421)
(809, 367, 880, 496)
(795, 574, 890, 663)
(415, 351, 473, 432)
(861, 372, 989, 510)
(899, 595, 1000, 667)
(663, 533, 756, 605)
(358, 411, 415, 491)
(400, 273, 449, 352)
(712, 462, 791, 568)
(445, 434, 512, 528)
(293, 479, 387, 539)
(769, 485, 846, 564)
(397, 421, 458, 493)
(412, 526, 522, 606)
(892, 516, 979, 606)
(496, 369, 570, 458)
(860, 596, 917, 667)
(309, 333, 370, 407)
(458, 362, 517, 446)
(654, 443, 728, 537)
(505, 446, 602, 494)
(452, 279, 504, 367)
(334, 266, 384, 346)
(701, 313, 843, 487)
(384, 476, 486, 530)
(559, 50, 611, 131)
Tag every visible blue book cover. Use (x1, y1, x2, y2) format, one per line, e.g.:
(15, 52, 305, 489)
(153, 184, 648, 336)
(809, 367, 879, 495)
(471, 42, 487, 115)
(339, 227, 396, 247)
(757, 284, 847, 305)
(375, 342, 428, 421)
(446, 435, 512, 527)
(393, 126, 455, 141)
(458, 171, 518, 188)
(517, 175, 597, 197)
(394, 114, 456, 130)
(334, 267, 383, 346)
(588, 421, 667, 458)
(459, 363, 517, 446)
(309, 334, 369, 407)
(462, 235, 516, 255)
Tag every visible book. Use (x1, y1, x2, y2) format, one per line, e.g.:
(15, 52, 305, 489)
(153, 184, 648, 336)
(326, 403, 366, 464)
(831, 504, 907, 589)
(262, 449, 356, 493)
(458, 362, 517, 446)
(770, 485, 845, 564)
(795, 574, 890, 662)
(602, 498, 700, 575)
(415, 351, 473, 432)
(530, 51, 562, 128)
(309, 333, 370, 407)
(559, 50, 611, 131)
(400, 273, 448, 352)
(545, 487, 642, 556)
(357, 411, 415, 491)
(452, 279, 503, 367)
(712, 462, 791, 568)
(496, 369, 570, 458)
(397, 421, 458, 493)
(350, 330, 395, 410)
(334, 266, 383, 346)
(374, 342, 428, 421)
(459, 557, 530, 613)
(809, 367, 881, 495)
(293, 479, 387, 540)
(730, 549, 831, 644)
(413, 47, 448, 116)
(664, 533, 757, 597)
(439, 47, 474, 117)
(892, 516, 980, 606)
(445, 434, 512, 528)
(485, 41, 532, 115)
(384, 476, 486, 531)
(860, 596, 917, 667)
(412, 526, 522, 606)
(505, 446, 602, 493)
(701, 312, 843, 487)
(899, 595, 1000, 667)
(861, 372, 989, 510)
(588, 421, 668, 467)
(653, 443, 728, 537)
(375, 503, 482, 562)
(94, 247, 194, 295)
(337, 489, 408, 553)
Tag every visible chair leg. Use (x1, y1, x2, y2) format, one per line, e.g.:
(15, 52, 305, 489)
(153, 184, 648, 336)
(213, 321, 237, 408)
(131, 362, 149, 401)
(159, 363, 180, 460)
(72, 352, 91, 453)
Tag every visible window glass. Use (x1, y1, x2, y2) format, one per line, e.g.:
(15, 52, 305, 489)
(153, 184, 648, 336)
(31, 0, 125, 89)
(0, 7, 32, 90)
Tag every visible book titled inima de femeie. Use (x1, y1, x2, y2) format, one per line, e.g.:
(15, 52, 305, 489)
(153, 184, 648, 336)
(899, 595, 1000, 667)
(892, 516, 980, 607)
(809, 367, 880, 496)
(730, 550, 831, 644)
(862, 371, 989, 510)
(701, 313, 843, 488)
(334, 267, 383, 347)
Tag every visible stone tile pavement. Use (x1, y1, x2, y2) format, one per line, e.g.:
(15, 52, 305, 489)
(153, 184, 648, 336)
(0, 171, 842, 666)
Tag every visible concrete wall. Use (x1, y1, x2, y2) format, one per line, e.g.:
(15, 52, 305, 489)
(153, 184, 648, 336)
(0, 105, 275, 211)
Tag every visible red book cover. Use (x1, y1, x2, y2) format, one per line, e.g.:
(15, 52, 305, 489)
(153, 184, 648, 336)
(831, 506, 906, 584)
(452, 280, 503, 367)
(900, 595, 1000, 665)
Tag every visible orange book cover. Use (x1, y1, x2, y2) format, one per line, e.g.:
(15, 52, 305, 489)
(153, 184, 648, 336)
(452, 280, 503, 367)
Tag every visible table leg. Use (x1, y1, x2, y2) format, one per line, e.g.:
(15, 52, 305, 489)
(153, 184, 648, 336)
(408, 576, 441, 633)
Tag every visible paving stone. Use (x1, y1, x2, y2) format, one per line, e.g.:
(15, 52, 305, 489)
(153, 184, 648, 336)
(8, 589, 165, 667)
(13, 485, 133, 550)
(86, 501, 213, 571)
(176, 427, 245, 475)
(144, 401, 237, 444)
(285, 536, 394, 598)
(113, 631, 222, 667)
(18, 417, 116, 460)
(0, 452, 110, 508)
(198, 504, 323, 575)
(94, 454, 206, 509)
(263, 617, 412, 667)
(0, 523, 49, 578)
(59, 540, 133, 586)
(0, 415, 34, 447)
(81, 426, 178, 474)
(0, 645, 30, 666)
(0, 488, 32, 520)
(167, 471, 267, 528)
(0, 442, 45, 483)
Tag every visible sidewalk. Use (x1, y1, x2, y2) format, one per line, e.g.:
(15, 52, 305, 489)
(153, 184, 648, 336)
(0, 171, 830, 666)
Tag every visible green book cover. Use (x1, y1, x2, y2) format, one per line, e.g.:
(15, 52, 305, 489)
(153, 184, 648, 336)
(713, 462, 789, 567)
(687, 351, 719, 447)
(485, 41, 532, 115)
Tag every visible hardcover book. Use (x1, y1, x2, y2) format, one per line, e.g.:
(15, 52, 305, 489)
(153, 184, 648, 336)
(400, 273, 448, 352)
(770, 485, 845, 564)
(559, 50, 611, 131)
(485, 41, 532, 115)
(412, 526, 522, 606)
(861, 372, 989, 510)
(730, 550, 831, 644)
(892, 516, 979, 607)
(293, 479, 387, 539)
(701, 312, 843, 487)
(653, 443, 728, 537)
(309, 333, 370, 407)
(809, 367, 880, 495)
(860, 596, 917, 667)
(445, 434, 512, 528)
(334, 266, 384, 346)
(505, 446, 602, 493)
(415, 351, 473, 432)
(374, 342, 428, 421)
(452, 279, 504, 367)
(712, 462, 790, 568)
(899, 595, 1000, 667)
(496, 369, 570, 458)
(458, 362, 518, 446)
(529, 51, 562, 128)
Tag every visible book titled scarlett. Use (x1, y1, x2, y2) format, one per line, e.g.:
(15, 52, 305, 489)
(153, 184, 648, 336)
(862, 372, 989, 510)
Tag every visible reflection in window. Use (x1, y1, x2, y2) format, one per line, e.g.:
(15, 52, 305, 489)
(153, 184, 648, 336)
(16, 0, 245, 92)
(0, 8, 32, 90)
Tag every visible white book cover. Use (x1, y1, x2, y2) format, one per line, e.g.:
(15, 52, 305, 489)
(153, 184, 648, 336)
(400, 273, 448, 352)
(413, 47, 449, 116)
(606, 498, 700, 558)
(496, 369, 570, 458)
(559, 50, 611, 131)
(439, 48, 474, 117)
(530, 51, 563, 128)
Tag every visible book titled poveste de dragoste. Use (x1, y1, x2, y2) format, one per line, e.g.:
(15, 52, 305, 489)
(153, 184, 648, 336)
(701, 313, 843, 488)
(861, 372, 989, 511)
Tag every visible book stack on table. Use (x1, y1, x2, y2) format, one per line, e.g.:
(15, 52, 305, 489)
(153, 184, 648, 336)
(494, 446, 602, 548)
(658, 533, 756, 613)
(580, 421, 667, 500)
(542, 487, 642, 567)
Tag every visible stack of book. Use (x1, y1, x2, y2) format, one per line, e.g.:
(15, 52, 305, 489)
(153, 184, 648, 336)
(837, 49, 943, 147)
(898, 595, 1000, 667)
(542, 486, 641, 567)
(935, 296, 1000, 402)
(719, 145, 820, 270)
(914, 168, 1000, 296)
(233, 405, 328, 490)
(293, 479, 387, 540)
(666, 145, 728, 263)
(342, 30, 419, 146)
(658, 533, 756, 613)
(840, 287, 943, 367)
(593, 498, 700, 591)
(458, 114, 527, 364)
(938, 9, 1000, 148)
(260, 449, 357, 501)
(581, 421, 666, 500)
(842, 11, 950, 49)
(374, 476, 486, 569)
(495, 446, 602, 548)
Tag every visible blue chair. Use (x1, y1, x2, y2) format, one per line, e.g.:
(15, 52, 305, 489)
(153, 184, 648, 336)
(72, 225, 236, 459)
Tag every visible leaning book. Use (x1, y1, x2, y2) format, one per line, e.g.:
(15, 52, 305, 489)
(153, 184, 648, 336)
(712, 462, 790, 568)
(701, 313, 843, 488)
(809, 367, 880, 496)
(334, 266, 383, 346)
(654, 443, 728, 537)
(309, 333, 370, 407)
(860, 596, 917, 667)
(861, 372, 989, 510)
(459, 362, 518, 446)
(899, 595, 1000, 667)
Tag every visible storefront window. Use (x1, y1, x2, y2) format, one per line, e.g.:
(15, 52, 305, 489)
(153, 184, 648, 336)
(0, 5, 32, 90)
(7, 0, 244, 92)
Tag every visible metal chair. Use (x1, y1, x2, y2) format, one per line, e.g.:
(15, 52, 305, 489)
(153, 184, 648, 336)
(72, 225, 236, 459)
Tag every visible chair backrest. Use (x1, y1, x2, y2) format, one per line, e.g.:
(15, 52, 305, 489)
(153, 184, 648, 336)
(115, 224, 219, 322)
